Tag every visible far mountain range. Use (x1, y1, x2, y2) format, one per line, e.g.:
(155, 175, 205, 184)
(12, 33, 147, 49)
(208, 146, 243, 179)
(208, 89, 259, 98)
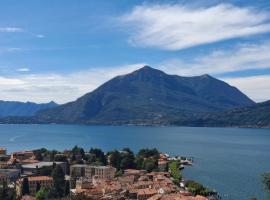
(0, 66, 269, 128)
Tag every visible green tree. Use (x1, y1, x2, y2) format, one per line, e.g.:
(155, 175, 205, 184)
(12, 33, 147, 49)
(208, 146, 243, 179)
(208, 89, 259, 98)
(108, 150, 121, 169)
(168, 161, 182, 184)
(186, 180, 210, 196)
(143, 158, 157, 172)
(36, 182, 41, 193)
(135, 156, 144, 169)
(21, 177, 30, 195)
(54, 154, 68, 162)
(89, 148, 107, 165)
(262, 172, 270, 193)
(36, 187, 49, 200)
(138, 148, 159, 158)
(52, 165, 65, 197)
(72, 146, 85, 160)
(50, 150, 58, 161)
(120, 148, 135, 169)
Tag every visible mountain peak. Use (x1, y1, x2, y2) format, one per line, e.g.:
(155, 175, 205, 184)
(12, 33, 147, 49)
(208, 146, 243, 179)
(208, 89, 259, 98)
(140, 65, 155, 70)
(36, 66, 255, 124)
(133, 66, 165, 75)
(200, 74, 212, 78)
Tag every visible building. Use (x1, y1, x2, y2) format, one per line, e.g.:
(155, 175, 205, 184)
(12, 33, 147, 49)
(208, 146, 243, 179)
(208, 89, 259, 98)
(148, 193, 208, 200)
(70, 164, 87, 178)
(9, 150, 39, 165)
(11, 150, 35, 160)
(17, 176, 53, 196)
(0, 148, 7, 155)
(70, 165, 116, 189)
(76, 177, 93, 190)
(22, 161, 67, 175)
(0, 161, 9, 169)
(70, 164, 87, 189)
(85, 165, 116, 180)
(137, 188, 158, 200)
(70, 165, 116, 180)
(0, 168, 21, 181)
(158, 159, 168, 172)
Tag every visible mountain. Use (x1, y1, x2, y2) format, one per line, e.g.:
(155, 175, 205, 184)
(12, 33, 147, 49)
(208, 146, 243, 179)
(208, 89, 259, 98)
(36, 66, 254, 124)
(177, 100, 270, 128)
(0, 100, 58, 117)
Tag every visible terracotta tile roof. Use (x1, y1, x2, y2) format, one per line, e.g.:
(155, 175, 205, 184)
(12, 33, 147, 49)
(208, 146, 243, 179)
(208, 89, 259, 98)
(137, 188, 157, 196)
(0, 173, 8, 178)
(21, 195, 36, 200)
(147, 193, 208, 200)
(27, 176, 53, 181)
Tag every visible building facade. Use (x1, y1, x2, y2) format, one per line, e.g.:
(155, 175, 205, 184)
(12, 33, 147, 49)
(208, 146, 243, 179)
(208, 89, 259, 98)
(22, 161, 67, 175)
(85, 166, 116, 180)
(17, 176, 53, 196)
(0, 148, 7, 155)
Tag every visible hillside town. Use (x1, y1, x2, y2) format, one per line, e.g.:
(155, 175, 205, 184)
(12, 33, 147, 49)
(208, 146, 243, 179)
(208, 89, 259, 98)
(0, 146, 219, 200)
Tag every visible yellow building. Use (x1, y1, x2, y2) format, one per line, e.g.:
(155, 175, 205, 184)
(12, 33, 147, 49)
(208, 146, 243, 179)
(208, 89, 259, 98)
(17, 176, 53, 196)
(0, 148, 6, 155)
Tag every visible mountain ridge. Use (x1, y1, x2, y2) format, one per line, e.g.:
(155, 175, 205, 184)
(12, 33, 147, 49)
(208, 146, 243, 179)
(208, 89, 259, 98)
(35, 66, 255, 123)
(0, 100, 58, 117)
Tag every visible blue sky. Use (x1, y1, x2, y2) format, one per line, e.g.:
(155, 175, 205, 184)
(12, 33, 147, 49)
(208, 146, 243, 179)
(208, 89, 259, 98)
(0, 0, 270, 103)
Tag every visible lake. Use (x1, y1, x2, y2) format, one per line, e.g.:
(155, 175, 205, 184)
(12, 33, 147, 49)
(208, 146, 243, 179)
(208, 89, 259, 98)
(0, 124, 269, 199)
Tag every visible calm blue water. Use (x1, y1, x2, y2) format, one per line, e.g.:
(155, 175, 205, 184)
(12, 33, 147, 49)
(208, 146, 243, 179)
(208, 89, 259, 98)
(0, 124, 269, 200)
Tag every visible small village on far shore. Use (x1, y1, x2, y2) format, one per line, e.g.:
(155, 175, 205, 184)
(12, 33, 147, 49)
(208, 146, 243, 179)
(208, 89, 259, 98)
(0, 146, 220, 200)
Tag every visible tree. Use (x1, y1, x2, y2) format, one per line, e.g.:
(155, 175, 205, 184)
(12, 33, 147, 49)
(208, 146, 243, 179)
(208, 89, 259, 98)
(50, 150, 58, 161)
(143, 158, 157, 172)
(108, 150, 121, 169)
(0, 181, 16, 200)
(35, 151, 43, 161)
(120, 148, 135, 169)
(72, 145, 85, 160)
(21, 177, 30, 195)
(36, 188, 49, 200)
(64, 180, 70, 196)
(54, 154, 68, 162)
(185, 180, 213, 196)
(89, 148, 107, 165)
(135, 156, 144, 169)
(168, 161, 182, 184)
(52, 165, 65, 197)
(36, 182, 41, 193)
(138, 148, 159, 158)
(262, 172, 270, 193)
(0, 181, 8, 198)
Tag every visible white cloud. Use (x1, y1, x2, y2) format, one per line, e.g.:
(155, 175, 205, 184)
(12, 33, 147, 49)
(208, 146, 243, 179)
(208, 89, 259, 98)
(120, 3, 270, 50)
(35, 34, 45, 38)
(0, 77, 24, 85)
(222, 75, 270, 102)
(0, 64, 145, 104)
(16, 68, 30, 72)
(0, 47, 22, 54)
(159, 42, 270, 76)
(0, 27, 44, 38)
(0, 61, 268, 103)
(0, 27, 23, 32)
